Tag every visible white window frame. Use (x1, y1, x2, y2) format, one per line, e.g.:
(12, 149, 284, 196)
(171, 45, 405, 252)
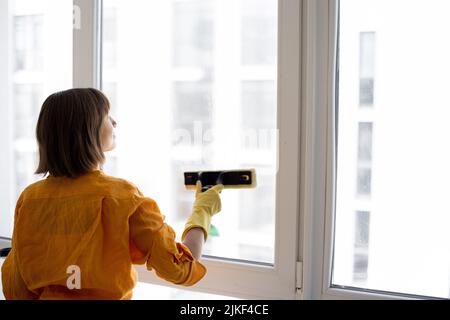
(74, 0, 300, 299)
(3, 0, 439, 300)
(299, 0, 430, 300)
(0, 0, 14, 240)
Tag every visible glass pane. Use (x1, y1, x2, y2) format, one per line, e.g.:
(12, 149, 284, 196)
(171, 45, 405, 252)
(241, 0, 277, 66)
(101, 0, 278, 264)
(334, 0, 450, 298)
(0, 0, 73, 238)
(357, 122, 373, 162)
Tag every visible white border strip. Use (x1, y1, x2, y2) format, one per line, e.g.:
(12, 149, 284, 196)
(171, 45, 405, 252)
(73, 0, 101, 88)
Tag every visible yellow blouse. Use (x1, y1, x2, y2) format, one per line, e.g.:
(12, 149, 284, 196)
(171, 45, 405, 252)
(1, 170, 206, 300)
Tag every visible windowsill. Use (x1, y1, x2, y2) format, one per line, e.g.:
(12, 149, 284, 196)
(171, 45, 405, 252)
(132, 282, 238, 300)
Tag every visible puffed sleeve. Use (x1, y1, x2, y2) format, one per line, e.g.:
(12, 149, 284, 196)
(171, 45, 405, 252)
(129, 198, 206, 286)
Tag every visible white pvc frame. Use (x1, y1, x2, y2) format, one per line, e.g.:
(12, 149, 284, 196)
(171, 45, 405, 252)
(3, 0, 436, 300)
(299, 0, 400, 300)
(135, 0, 300, 299)
(299, 0, 434, 300)
(0, 0, 14, 239)
(73, 0, 102, 88)
(73, 0, 300, 299)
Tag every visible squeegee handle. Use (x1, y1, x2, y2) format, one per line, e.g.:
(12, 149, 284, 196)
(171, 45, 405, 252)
(199, 172, 224, 193)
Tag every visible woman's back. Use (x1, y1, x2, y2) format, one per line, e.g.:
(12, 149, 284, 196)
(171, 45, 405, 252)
(3, 170, 148, 299)
(1, 89, 220, 300)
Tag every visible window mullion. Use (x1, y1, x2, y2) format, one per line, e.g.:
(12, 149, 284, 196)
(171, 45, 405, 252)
(300, 0, 431, 300)
(73, 0, 102, 88)
(299, 0, 338, 300)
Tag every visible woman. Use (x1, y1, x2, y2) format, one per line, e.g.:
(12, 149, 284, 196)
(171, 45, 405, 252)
(1, 88, 223, 299)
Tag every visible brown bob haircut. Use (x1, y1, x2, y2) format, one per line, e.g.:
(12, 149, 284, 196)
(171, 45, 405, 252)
(35, 88, 110, 178)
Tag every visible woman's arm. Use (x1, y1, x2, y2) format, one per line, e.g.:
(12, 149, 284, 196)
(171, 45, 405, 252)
(182, 227, 205, 260)
(180, 181, 223, 260)
(129, 199, 207, 286)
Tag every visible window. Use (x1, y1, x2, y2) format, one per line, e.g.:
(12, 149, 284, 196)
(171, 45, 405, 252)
(0, 0, 72, 238)
(331, 0, 450, 299)
(14, 15, 44, 71)
(0, 0, 298, 298)
(172, 81, 213, 145)
(4, 0, 448, 301)
(241, 81, 277, 133)
(356, 122, 373, 196)
(100, 0, 298, 298)
(102, 5, 117, 70)
(101, 0, 278, 265)
(241, 0, 277, 66)
(172, 0, 214, 68)
(353, 211, 370, 282)
(357, 122, 373, 162)
(359, 32, 375, 107)
(356, 167, 371, 196)
(13, 84, 43, 199)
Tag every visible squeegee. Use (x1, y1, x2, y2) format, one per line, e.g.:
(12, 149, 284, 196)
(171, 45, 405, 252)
(184, 169, 257, 237)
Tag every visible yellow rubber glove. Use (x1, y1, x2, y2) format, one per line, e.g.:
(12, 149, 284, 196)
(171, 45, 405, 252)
(182, 180, 224, 241)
